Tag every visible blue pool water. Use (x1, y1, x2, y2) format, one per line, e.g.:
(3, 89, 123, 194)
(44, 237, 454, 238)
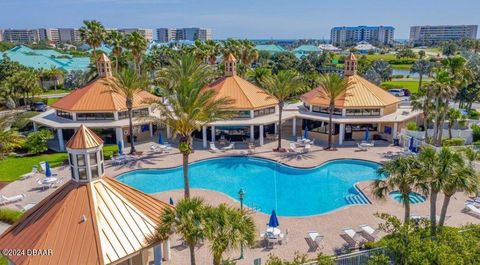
(116, 157, 382, 217)
(389, 191, 426, 204)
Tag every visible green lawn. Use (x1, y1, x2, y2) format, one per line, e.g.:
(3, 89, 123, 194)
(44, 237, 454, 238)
(40, 89, 69, 95)
(0, 256, 7, 265)
(47, 98, 60, 106)
(381, 80, 423, 94)
(391, 64, 412, 70)
(0, 153, 68, 182)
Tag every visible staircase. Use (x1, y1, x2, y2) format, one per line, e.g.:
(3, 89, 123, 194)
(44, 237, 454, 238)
(345, 194, 370, 205)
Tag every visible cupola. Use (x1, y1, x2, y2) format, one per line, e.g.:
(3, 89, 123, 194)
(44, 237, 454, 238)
(96, 53, 112, 78)
(224, 53, 237, 76)
(344, 52, 357, 76)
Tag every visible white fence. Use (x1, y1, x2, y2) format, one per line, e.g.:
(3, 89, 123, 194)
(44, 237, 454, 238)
(402, 128, 473, 144)
(302, 247, 389, 265)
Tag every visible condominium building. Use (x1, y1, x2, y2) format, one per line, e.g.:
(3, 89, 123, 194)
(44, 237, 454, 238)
(0, 29, 3, 42)
(330, 25, 395, 46)
(38, 28, 60, 42)
(156, 27, 212, 42)
(118, 28, 154, 42)
(409, 25, 478, 45)
(2, 29, 40, 43)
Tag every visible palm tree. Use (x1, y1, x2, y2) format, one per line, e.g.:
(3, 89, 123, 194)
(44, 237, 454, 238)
(149, 197, 207, 265)
(106, 31, 125, 72)
(410, 87, 433, 141)
(446, 108, 461, 138)
(205, 204, 256, 265)
(79, 20, 106, 60)
(153, 53, 233, 198)
(105, 68, 149, 154)
(439, 154, 478, 226)
(42, 67, 64, 91)
(246, 67, 271, 87)
(418, 146, 440, 236)
(125, 32, 148, 74)
(410, 59, 433, 91)
(372, 156, 422, 222)
(430, 70, 457, 146)
(317, 73, 351, 150)
(261, 70, 303, 151)
(0, 113, 25, 158)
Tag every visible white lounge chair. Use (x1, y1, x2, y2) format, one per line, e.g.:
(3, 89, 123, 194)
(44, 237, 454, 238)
(464, 204, 480, 218)
(221, 143, 235, 151)
(209, 142, 220, 152)
(357, 143, 368, 151)
(0, 194, 26, 205)
(20, 166, 38, 180)
(359, 224, 379, 241)
(341, 228, 362, 249)
(303, 144, 311, 153)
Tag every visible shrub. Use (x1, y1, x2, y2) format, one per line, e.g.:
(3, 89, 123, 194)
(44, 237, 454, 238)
(11, 111, 38, 132)
(442, 137, 465, 146)
(472, 124, 480, 142)
(103, 144, 118, 160)
(468, 109, 480, 120)
(24, 129, 54, 154)
(0, 208, 23, 224)
(406, 122, 419, 131)
(392, 74, 404, 79)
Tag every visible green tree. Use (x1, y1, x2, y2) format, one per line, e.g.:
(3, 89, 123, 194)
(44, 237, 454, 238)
(205, 204, 256, 265)
(418, 146, 440, 235)
(106, 31, 125, 72)
(270, 52, 299, 74)
(25, 130, 54, 154)
(261, 70, 303, 150)
(372, 156, 422, 222)
(153, 53, 233, 198)
(410, 59, 433, 91)
(246, 67, 271, 87)
(317, 73, 351, 150)
(105, 67, 149, 154)
(149, 197, 207, 265)
(42, 66, 65, 91)
(0, 114, 25, 158)
(446, 108, 461, 138)
(125, 32, 148, 74)
(79, 20, 106, 60)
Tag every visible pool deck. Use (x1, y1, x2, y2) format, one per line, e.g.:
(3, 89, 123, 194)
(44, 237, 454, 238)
(1, 139, 479, 264)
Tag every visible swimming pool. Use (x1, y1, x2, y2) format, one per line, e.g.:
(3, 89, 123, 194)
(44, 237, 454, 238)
(116, 157, 382, 217)
(389, 191, 426, 204)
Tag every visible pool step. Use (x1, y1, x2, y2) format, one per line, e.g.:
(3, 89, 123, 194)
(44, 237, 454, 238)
(345, 194, 370, 205)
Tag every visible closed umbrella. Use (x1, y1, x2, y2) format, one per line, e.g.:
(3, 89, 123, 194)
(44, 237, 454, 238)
(117, 141, 123, 155)
(45, 162, 52, 178)
(158, 132, 164, 145)
(169, 197, 174, 205)
(303, 126, 309, 139)
(268, 210, 279, 228)
(409, 137, 414, 152)
(364, 128, 369, 141)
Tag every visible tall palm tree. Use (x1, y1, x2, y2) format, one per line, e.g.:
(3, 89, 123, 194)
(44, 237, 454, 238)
(246, 67, 271, 87)
(446, 108, 461, 138)
(125, 32, 148, 74)
(106, 31, 125, 72)
(410, 59, 433, 91)
(149, 197, 207, 265)
(79, 20, 106, 60)
(418, 146, 440, 236)
(261, 70, 302, 151)
(372, 156, 422, 222)
(317, 73, 351, 150)
(42, 67, 64, 91)
(438, 148, 478, 226)
(105, 68, 149, 154)
(430, 70, 457, 146)
(153, 53, 233, 198)
(410, 87, 433, 141)
(205, 204, 256, 265)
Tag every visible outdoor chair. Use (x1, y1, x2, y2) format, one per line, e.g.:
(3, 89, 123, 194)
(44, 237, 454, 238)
(464, 203, 480, 218)
(209, 142, 220, 152)
(0, 194, 26, 206)
(356, 143, 368, 151)
(221, 143, 235, 151)
(359, 224, 379, 241)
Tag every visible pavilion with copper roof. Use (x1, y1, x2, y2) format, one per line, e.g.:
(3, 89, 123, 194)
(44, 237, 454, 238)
(298, 53, 421, 145)
(30, 54, 159, 151)
(0, 124, 173, 265)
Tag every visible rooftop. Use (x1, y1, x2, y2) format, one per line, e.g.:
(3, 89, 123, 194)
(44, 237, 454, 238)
(255, 44, 286, 53)
(66, 124, 104, 149)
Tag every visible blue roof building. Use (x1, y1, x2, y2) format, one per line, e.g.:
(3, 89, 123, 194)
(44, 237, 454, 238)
(255, 44, 286, 53)
(293, 45, 322, 59)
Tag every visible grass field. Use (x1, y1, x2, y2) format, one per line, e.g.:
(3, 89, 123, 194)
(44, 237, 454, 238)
(40, 89, 69, 95)
(47, 98, 60, 106)
(391, 64, 412, 70)
(0, 153, 68, 182)
(381, 80, 424, 94)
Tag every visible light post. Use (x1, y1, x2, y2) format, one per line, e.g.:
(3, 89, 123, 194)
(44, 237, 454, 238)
(238, 188, 245, 259)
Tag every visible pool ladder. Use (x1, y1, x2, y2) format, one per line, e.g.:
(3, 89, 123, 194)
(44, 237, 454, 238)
(345, 194, 370, 205)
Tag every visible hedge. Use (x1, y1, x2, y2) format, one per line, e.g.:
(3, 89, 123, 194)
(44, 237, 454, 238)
(0, 208, 23, 224)
(442, 137, 465, 147)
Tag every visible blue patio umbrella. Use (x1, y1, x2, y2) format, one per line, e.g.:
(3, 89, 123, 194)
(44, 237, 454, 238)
(268, 210, 279, 228)
(45, 162, 52, 178)
(409, 137, 414, 152)
(158, 132, 164, 145)
(303, 127, 309, 139)
(364, 128, 369, 141)
(117, 141, 123, 155)
(169, 197, 174, 205)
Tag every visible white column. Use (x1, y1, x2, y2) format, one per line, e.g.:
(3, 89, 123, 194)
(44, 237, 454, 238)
(259, 125, 264, 146)
(274, 123, 278, 134)
(202, 126, 207, 148)
(72, 112, 77, 121)
(309, 105, 313, 112)
(339, 123, 345, 145)
(162, 239, 171, 261)
(113, 112, 118, 121)
(166, 125, 171, 138)
(393, 122, 399, 139)
(149, 123, 154, 137)
(153, 244, 163, 265)
(33, 122, 38, 131)
(342, 109, 347, 117)
(57, 129, 65, 151)
(250, 110, 254, 118)
(292, 118, 296, 137)
(211, 126, 215, 142)
(250, 125, 254, 142)
(115, 127, 124, 147)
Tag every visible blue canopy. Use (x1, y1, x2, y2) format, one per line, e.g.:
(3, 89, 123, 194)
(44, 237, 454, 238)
(45, 161, 52, 177)
(268, 210, 279, 228)
(303, 127, 309, 139)
(118, 141, 123, 155)
(169, 197, 174, 205)
(364, 128, 369, 141)
(158, 132, 164, 145)
(409, 137, 414, 152)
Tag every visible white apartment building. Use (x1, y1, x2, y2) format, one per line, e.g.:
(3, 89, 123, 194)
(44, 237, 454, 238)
(330, 26, 394, 46)
(156, 28, 177, 42)
(118, 28, 154, 42)
(409, 25, 478, 45)
(38, 28, 60, 42)
(57, 28, 81, 43)
(156, 27, 212, 42)
(2, 29, 40, 43)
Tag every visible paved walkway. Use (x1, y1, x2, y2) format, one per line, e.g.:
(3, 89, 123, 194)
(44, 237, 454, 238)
(1, 139, 479, 264)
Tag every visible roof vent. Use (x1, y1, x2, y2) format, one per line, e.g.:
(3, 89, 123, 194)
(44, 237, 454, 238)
(81, 214, 87, 223)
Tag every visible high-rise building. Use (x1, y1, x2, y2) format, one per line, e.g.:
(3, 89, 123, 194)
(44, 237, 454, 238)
(156, 27, 212, 42)
(38, 28, 60, 42)
(409, 25, 478, 45)
(2, 29, 40, 43)
(58, 28, 81, 43)
(330, 26, 395, 46)
(118, 28, 154, 42)
(0, 29, 4, 42)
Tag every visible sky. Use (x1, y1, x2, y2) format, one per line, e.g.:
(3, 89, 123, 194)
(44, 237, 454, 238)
(0, 0, 479, 40)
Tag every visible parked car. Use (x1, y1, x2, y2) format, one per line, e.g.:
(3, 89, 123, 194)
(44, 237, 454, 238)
(388, 89, 405, 97)
(31, 102, 47, 112)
